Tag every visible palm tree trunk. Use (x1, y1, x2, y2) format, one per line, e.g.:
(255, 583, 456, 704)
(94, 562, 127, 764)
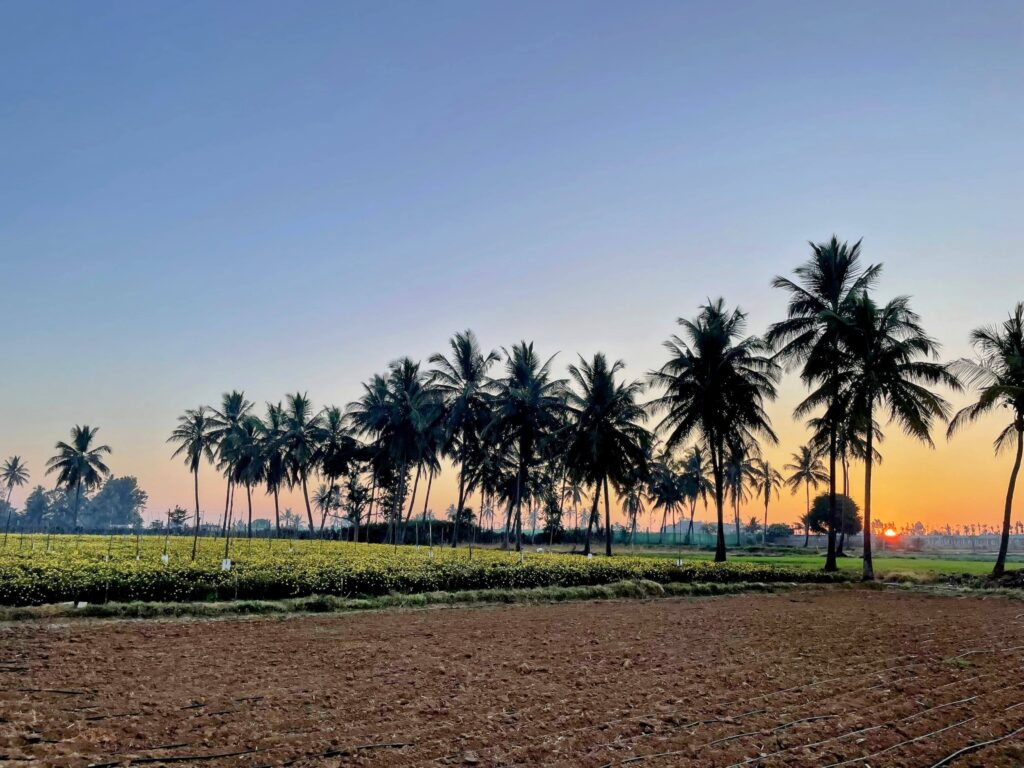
(583, 480, 601, 556)
(273, 488, 281, 538)
(502, 498, 514, 549)
(221, 480, 232, 536)
(246, 482, 253, 539)
(685, 499, 696, 545)
(3, 485, 14, 547)
(452, 470, 467, 548)
(400, 465, 421, 545)
(514, 462, 524, 553)
(712, 439, 727, 562)
(72, 479, 82, 531)
(837, 457, 848, 556)
(994, 423, 1024, 578)
(191, 469, 201, 560)
(734, 494, 741, 547)
(224, 486, 235, 559)
(301, 475, 315, 534)
(862, 416, 875, 581)
(763, 496, 769, 547)
(365, 474, 376, 544)
(804, 480, 811, 547)
(603, 476, 613, 557)
(824, 427, 839, 572)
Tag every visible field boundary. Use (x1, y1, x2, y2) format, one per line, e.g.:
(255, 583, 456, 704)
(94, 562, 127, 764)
(0, 579, 846, 623)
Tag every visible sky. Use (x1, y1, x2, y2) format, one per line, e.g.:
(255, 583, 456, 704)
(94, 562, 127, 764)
(1, 1, 1022, 530)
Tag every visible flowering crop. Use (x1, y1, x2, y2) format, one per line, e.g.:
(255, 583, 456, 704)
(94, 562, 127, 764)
(0, 535, 844, 606)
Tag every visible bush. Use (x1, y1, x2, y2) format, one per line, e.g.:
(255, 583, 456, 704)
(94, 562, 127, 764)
(0, 535, 848, 606)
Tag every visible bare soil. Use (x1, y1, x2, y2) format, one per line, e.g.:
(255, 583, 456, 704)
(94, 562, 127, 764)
(2, 590, 1024, 767)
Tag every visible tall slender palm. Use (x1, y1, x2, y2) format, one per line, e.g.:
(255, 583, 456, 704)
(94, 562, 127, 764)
(767, 236, 880, 571)
(648, 448, 685, 545)
(316, 406, 359, 533)
(281, 392, 325, 533)
(565, 353, 649, 556)
(228, 415, 267, 540)
(724, 440, 757, 546)
(839, 293, 957, 579)
(681, 446, 711, 544)
(211, 391, 254, 534)
(784, 444, 828, 547)
(948, 303, 1024, 577)
(649, 299, 779, 561)
(260, 402, 288, 536)
(45, 425, 112, 530)
(1, 457, 29, 546)
(429, 330, 499, 548)
(488, 342, 568, 552)
(168, 407, 217, 558)
(750, 458, 784, 545)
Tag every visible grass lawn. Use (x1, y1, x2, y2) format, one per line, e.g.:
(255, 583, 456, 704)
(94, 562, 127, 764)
(638, 549, 1023, 577)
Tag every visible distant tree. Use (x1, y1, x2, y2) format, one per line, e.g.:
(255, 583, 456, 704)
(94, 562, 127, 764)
(168, 505, 189, 528)
(343, 472, 371, 541)
(744, 516, 761, 538)
(784, 444, 828, 547)
(750, 459, 784, 546)
(23, 486, 49, 530)
(46, 425, 112, 530)
(1, 456, 29, 544)
(765, 522, 794, 540)
(806, 493, 862, 536)
(84, 476, 147, 528)
(168, 405, 217, 559)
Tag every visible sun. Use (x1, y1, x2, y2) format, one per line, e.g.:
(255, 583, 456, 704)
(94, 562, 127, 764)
(883, 528, 897, 538)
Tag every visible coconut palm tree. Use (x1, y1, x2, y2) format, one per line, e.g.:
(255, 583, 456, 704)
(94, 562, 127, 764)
(316, 406, 359, 534)
(839, 293, 958, 579)
(429, 330, 499, 548)
(784, 444, 828, 547)
(261, 402, 288, 536)
(750, 458, 784, 546)
(948, 303, 1024, 577)
(45, 425, 112, 530)
(648, 447, 685, 545)
(168, 407, 217, 558)
(227, 415, 266, 540)
(725, 440, 757, 546)
(649, 298, 780, 562)
(564, 353, 649, 556)
(281, 392, 325, 534)
(313, 482, 341, 530)
(1, 456, 29, 546)
(767, 236, 880, 571)
(211, 391, 254, 534)
(488, 342, 568, 552)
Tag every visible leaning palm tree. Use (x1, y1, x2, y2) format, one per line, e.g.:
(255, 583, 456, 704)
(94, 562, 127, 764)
(649, 299, 780, 561)
(564, 353, 649, 557)
(488, 342, 568, 552)
(784, 444, 828, 547)
(1, 456, 29, 546)
(750, 458, 784, 545)
(767, 236, 880, 571)
(45, 425, 112, 530)
(168, 406, 217, 559)
(948, 303, 1024, 577)
(429, 330, 499, 548)
(281, 392, 325, 533)
(840, 293, 957, 579)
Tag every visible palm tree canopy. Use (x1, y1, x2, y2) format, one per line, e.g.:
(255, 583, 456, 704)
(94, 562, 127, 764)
(260, 401, 289, 493)
(281, 392, 326, 484)
(751, 458, 784, 506)
(838, 293, 958, 447)
(1, 456, 30, 493)
(648, 298, 780, 454)
(783, 444, 829, 494)
(564, 352, 650, 491)
(488, 341, 568, 471)
(45, 425, 112, 493)
(167, 406, 217, 473)
(948, 302, 1024, 453)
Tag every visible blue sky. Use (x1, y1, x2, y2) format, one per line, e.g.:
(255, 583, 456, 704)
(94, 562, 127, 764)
(2, 1, 1022, 524)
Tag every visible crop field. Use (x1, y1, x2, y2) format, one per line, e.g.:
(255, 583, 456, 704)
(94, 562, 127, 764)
(4, 590, 1024, 766)
(0, 535, 845, 606)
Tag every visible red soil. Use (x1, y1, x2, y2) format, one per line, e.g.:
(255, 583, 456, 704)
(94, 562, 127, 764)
(2, 590, 1023, 767)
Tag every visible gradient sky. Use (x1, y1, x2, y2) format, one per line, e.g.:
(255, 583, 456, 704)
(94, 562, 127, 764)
(2, 1, 1022, 530)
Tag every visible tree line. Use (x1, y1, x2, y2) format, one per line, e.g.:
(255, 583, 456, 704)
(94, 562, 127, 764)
(4, 236, 1023, 577)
